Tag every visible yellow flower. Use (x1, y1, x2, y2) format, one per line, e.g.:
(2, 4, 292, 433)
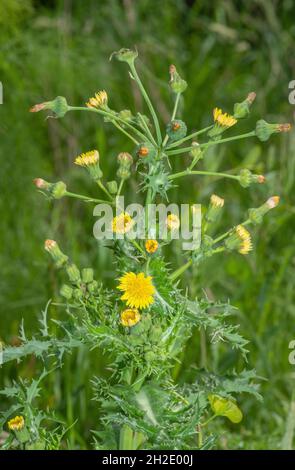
(166, 213, 180, 231)
(120, 308, 141, 327)
(210, 194, 224, 208)
(86, 90, 108, 109)
(118, 272, 155, 309)
(8, 416, 25, 432)
(75, 150, 99, 167)
(236, 225, 252, 255)
(112, 213, 134, 234)
(213, 107, 237, 128)
(145, 239, 159, 254)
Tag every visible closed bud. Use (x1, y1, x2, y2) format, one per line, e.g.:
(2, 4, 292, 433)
(106, 180, 118, 194)
(117, 152, 133, 167)
(248, 196, 280, 225)
(117, 167, 131, 180)
(66, 263, 81, 283)
(169, 64, 187, 94)
(206, 194, 225, 223)
(87, 280, 98, 293)
(118, 109, 133, 121)
(256, 119, 291, 142)
(239, 169, 265, 188)
(30, 96, 69, 118)
(166, 119, 187, 142)
(33, 179, 67, 199)
(60, 284, 73, 300)
(82, 268, 94, 284)
(44, 240, 68, 267)
(110, 48, 138, 65)
(233, 92, 256, 119)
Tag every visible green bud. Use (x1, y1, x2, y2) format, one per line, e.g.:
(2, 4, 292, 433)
(66, 263, 81, 283)
(239, 169, 266, 188)
(169, 64, 187, 94)
(118, 109, 133, 121)
(166, 119, 187, 142)
(233, 92, 256, 119)
(82, 268, 94, 284)
(87, 280, 98, 293)
(30, 96, 69, 118)
(106, 180, 118, 195)
(145, 351, 156, 362)
(44, 240, 68, 267)
(34, 179, 67, 200)
(255, 119, 291, 142)
(60, 284, 73, 300)
(117, 167, 131, 180)
(110, 48, 138, 65)
(73, 288, 83, 301)
(117, 152, 133, 167)
(206, 194, 225, 223)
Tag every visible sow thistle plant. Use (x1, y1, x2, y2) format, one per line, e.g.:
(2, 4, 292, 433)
(1, 48, 291, 450)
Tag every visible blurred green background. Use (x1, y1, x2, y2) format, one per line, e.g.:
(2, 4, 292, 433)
(1, 0, 295, 449)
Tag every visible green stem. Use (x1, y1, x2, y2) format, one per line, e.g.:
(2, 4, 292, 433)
(201, 414, 218, 427)
(166, 125, 214, 149)
(168, 170, 239, 182)
(129, 63, 162, 145)
(112, 120, 139, 145)
(137, 113, 158, 147)
(166, 131, 256, 156)
(117, 179, 124, 196)
(119, 424, 134, 450)
(169, 259, 192, 282)
(163, 92, 181, 147)
(65, 191, 112, 205)
(68, 106, 148, 143)
(97, 179, 113, 201)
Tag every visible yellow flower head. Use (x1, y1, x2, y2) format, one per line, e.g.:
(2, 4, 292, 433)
(213, 107, 237, 129)
(145, 239, 159, 254)
(266, 196, 280, 209)
(118, 272, 155, 309)
(166, 213, 180, 231)
(8, 416, 25, 432)
(236, 225, 252, 255)
(112, 213, 134, 234)
(75, 150, 99, 167)
(210, 194, 224, 208)
(120, 308, 141, 327)
(86, 90, 108, 109)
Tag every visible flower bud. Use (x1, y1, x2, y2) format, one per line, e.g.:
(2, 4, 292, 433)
(255, 119, 291, 142)
(169, 64, 187, 94)
(60, 284, 73, 300)
(118, 109, 133, 121)
(33, 179, 67, 199)
(117, 167, 131, 180)
(87, 280, 98, 293)
(166, 119, 187, 142)
(117, 152, 133, 167)
(82, 268, 94, 284)
(66, 263, 81, 283)
(189, 142, 203, 164)
(239, 169, 266, 188)
(110, 48, 138, 65)
(248, 196, 280, 225)
(233, 92, 256, 119)
(44, 240, 68, 267)
(30, 96, 69, 118)
(206, 194, 224, 223)
(106, 180, 118, 194)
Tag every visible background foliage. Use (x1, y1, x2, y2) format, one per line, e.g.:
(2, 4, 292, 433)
(0, 0, 295, 449)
